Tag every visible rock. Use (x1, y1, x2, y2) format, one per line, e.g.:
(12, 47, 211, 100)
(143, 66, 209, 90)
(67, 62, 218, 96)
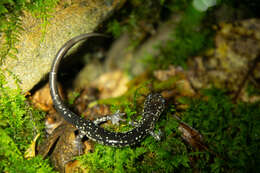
(38, 122, 80, 172)
(187, 18, 260, 101)
(73, 60, 104, 90)
(104, 14, 181, 75)
(1, 0, 125, 92)
(30, 83, 64, 111)
(92, 70, 129, 99)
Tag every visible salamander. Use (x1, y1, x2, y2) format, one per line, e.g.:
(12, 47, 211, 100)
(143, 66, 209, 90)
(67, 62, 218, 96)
(49, 33, 165, 147)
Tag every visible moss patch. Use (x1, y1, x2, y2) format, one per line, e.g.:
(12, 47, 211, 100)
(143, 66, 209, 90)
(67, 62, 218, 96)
(0, 70, 56, 172)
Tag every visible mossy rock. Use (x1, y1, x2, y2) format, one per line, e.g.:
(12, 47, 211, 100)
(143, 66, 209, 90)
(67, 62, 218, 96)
(1, 0, 125, 92)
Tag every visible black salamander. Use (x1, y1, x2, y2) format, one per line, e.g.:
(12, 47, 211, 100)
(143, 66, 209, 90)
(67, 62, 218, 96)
(49, 33, 165, 147)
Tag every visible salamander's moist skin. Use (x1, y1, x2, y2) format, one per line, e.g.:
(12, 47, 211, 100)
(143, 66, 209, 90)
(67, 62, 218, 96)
(49, 33, 166, 147)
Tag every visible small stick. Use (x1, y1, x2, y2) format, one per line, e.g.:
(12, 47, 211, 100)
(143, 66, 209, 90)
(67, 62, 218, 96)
(233, 55, 260, 102)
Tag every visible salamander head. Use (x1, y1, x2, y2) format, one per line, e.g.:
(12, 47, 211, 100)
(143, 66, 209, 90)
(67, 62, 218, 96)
(143, 93, 165, 116)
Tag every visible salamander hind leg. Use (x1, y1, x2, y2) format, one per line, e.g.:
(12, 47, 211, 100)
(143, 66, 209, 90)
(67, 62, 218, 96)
(149, 130, 162, 141)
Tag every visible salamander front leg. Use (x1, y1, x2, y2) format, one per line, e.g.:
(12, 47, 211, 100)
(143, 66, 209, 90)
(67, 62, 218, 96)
(93, 110, 125, 125)
(74, 130, 85, 155)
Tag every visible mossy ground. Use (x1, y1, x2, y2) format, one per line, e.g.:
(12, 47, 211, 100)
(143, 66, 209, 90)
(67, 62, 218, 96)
(0, 70, 56, 172)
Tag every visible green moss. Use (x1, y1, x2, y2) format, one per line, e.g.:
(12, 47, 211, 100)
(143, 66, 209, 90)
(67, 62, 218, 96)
(97, 76, 152, 107)
(0, 70, 56, 172)
(67, 91, 80, 105)
(182, 88, 260, 172)
(153, 76, 179, 90)
(27, 0, 59, 41)
(0, 128, 55, 173)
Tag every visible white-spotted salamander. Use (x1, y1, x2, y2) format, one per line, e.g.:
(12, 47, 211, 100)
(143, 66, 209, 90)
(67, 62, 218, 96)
(49, 33, 165, 147)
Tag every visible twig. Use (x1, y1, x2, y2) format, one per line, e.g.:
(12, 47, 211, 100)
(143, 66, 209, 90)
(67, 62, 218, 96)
(233, 55, 260, 102)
